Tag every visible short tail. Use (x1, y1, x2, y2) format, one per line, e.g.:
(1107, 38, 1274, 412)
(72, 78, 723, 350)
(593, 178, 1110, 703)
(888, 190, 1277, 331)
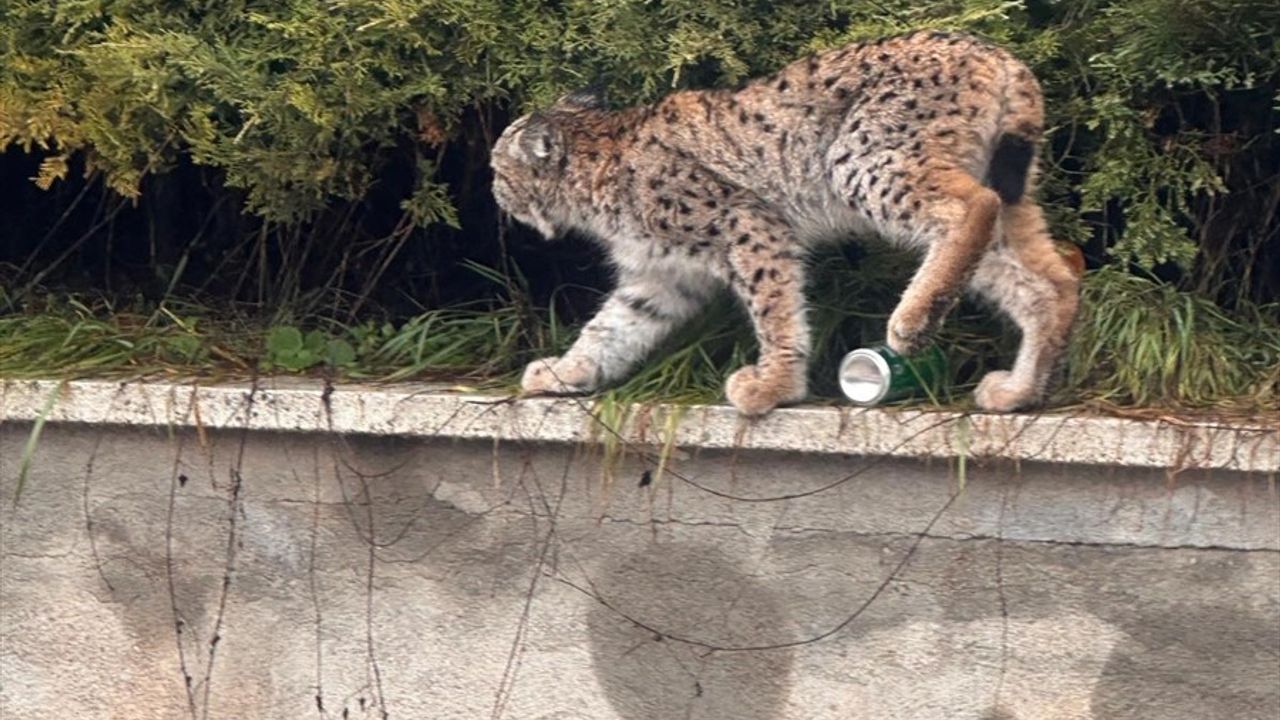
(986, 59, 1044, 204)
(986, 134, 1035, 204)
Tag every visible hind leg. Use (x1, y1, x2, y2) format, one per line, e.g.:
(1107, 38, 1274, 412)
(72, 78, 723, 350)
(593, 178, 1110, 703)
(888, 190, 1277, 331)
(969, 201, 1080, 411)
(886, 169, 1002, 354)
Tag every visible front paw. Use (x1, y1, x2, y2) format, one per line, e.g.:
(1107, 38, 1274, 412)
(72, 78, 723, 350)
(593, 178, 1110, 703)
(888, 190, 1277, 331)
(974, 370, 1039, 412)
(886, 305, 933, 356)
(725, 364, 807, 417)
(520, 356, 600, 396)
(887, 295, 955, 356)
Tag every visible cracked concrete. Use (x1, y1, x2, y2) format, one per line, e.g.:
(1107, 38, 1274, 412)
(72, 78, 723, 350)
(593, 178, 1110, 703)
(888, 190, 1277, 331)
(1, 419, 1278, 719)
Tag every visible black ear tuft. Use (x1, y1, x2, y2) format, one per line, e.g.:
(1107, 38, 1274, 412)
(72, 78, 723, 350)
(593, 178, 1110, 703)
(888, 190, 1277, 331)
(556, 82, 608, 110)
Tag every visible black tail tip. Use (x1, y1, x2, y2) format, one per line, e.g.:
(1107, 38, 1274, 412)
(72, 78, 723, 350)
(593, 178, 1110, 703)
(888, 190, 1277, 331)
(987, 134, 1035, 204)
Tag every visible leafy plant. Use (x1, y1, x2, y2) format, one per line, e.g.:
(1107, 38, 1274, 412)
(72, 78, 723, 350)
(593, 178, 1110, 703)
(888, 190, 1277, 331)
(261, 326, 357, 372)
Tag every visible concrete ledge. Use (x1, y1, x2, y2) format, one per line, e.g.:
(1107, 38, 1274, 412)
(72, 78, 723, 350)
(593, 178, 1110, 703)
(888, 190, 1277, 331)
(1, 378, 1276, 473)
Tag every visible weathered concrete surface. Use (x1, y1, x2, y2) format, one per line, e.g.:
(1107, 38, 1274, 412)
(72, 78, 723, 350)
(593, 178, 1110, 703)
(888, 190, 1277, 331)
(2, 378, 1277, 472)
(2, 418, 1277, 720)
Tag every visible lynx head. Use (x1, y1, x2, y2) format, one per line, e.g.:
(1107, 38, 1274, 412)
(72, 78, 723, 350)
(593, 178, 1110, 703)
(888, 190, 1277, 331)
(490, 87, 607, 239)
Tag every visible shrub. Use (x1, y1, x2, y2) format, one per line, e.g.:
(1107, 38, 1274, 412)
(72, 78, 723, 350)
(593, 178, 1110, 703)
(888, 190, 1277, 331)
(4, 1, 1278, 293)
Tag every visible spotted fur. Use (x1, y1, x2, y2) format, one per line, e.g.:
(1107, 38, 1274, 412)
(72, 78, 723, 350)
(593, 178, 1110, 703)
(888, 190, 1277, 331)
(492, 31, 1080, 416)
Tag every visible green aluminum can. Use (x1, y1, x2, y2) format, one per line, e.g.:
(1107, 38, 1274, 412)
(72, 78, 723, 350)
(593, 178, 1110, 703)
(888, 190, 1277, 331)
(838, 344, 949, 406)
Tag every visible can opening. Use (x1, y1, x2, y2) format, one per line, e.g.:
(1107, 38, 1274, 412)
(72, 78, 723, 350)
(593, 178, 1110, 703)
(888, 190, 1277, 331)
(839, 353, 888, 405)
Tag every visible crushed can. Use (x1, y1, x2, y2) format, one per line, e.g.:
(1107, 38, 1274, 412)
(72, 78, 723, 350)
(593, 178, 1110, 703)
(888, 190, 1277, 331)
(838, 344, 949, 406)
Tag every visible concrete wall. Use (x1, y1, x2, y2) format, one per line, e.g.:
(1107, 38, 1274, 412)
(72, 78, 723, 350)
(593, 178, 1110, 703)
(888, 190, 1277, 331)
(1, 418, 1277, 719)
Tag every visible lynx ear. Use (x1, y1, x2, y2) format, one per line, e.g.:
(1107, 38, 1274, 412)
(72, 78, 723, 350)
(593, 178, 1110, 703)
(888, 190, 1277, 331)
(517, 113, 563, 162)
(555, 83, 607, 110)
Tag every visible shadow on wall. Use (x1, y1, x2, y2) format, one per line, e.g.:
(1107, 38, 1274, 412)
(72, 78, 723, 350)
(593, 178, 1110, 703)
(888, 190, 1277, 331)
(1091, 604, 1280, 719)
(586, 542, 794, 720)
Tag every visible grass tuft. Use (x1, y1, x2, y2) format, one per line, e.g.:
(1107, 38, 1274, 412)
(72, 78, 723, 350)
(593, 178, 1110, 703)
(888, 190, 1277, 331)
(1063, 268, 1280, 412)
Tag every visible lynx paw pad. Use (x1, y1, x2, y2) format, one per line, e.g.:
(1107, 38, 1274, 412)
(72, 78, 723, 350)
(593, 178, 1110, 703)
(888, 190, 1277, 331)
(887, 308, 933, 356)
(521, 356, 599, 396)
(974, 370, 1038, 412)
(725, 365, 806, 417)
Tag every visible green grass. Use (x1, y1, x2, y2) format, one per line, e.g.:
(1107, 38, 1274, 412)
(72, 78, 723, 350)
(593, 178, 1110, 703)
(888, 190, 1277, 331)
(1064, 267, 1280, 412)
(0, 299, 234, 378)
(2, 261, 1277, 417)
(0, 299, 546, 386)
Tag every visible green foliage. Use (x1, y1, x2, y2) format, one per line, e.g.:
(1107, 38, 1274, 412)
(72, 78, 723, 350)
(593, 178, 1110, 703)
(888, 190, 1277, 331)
(344, 304, 535, 380)
(0, 300, 217, 376)
(4, 262, 1279, 414)
(3, 0, 1276, 288)
(1066, 0, 1279, 271)
(261, 326, 357, 372)
(0, 294, 553, 385)
(1065, 268, 1280, 410)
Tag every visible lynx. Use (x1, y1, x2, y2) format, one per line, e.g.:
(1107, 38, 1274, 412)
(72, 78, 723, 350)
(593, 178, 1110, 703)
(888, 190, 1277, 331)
(491, 30, 1080, 416)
